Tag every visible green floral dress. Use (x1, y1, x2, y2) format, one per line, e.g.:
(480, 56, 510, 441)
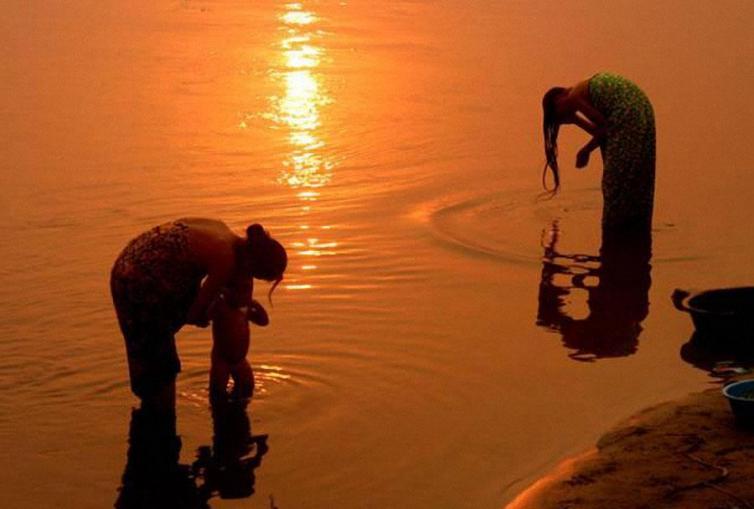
(589, 73, 656, 230)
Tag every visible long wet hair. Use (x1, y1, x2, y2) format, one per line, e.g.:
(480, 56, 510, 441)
(542, 87, 567, 192)
(246, 224, 288, 304)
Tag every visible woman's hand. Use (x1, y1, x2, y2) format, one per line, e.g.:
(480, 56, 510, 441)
(576, 128, 606, 169)
(575, 147, 591, 169)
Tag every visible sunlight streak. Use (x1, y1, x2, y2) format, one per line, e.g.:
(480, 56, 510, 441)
(265, 2, 340, 288)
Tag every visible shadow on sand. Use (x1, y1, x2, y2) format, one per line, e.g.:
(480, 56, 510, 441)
(681, 331, 754, 378)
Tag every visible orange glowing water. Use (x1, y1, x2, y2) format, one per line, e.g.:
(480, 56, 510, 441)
(2, 1, 754, 507)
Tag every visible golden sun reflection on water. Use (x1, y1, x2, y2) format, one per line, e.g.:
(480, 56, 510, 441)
(280, 7, 317, 26)
(266, 2, 338, 289)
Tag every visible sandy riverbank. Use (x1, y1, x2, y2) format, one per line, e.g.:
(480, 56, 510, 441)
(506, 386, 754, 509)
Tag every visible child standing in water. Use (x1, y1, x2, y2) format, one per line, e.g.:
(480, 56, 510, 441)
(541, 72, 655, 231)
(210, 276, 271, 401)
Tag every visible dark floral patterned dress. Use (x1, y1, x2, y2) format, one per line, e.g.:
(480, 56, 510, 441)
(589, 73, 656, 230)
(111, 221, 206, 398)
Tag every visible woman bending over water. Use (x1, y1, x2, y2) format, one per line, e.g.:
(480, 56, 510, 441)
(542, 72, 656, 230)
(110, 219, 287, 410)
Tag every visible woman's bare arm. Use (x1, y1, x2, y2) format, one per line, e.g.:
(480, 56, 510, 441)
(186, 228, 236, 327)
(571, 113, 599, 136)
(557, 81, 608, 169)
(187, 265, 232, 326)
(576, 97, 607, 156)
(562, 81, 607, 133)
(575, 95, 606, 127)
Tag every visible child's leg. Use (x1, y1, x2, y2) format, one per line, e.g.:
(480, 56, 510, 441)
(212, 299, 252, 400)
(209, 349, 232, 401)
(213, 304, 250, 365)
(230, 359, 254, 400)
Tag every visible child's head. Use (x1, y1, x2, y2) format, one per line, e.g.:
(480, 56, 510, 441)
(245, 224, 288, 301)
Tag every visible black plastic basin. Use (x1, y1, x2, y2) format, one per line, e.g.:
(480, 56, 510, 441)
(672, 287, 754, 345)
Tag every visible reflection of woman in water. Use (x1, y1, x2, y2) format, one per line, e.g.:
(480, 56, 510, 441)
(110, 219, 287, 410)
(115, 399, 268, 508)
(115, 406, 208, 509)
(542, 73, 655, 231)
(536, 222, 652, 360)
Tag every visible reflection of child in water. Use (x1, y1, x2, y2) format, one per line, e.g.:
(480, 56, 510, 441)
(210, 282, 269, 401)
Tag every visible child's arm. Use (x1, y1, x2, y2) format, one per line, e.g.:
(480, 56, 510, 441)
(222, 276, 268, 326)
(247, 300, 269, 326)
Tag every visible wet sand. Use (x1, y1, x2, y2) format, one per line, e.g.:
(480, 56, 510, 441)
(507, 384, 754, 509)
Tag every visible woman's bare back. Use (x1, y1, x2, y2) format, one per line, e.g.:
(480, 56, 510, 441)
(178, 218, 253, 326)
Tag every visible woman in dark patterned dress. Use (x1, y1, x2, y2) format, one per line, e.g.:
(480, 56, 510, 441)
(541, 72, 656, 231)
(110, 219, 287, 410)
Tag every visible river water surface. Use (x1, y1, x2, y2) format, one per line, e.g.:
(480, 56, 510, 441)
(3, 1, 754, 508)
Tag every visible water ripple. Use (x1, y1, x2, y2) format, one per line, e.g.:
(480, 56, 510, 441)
(419, 187, 712, 266)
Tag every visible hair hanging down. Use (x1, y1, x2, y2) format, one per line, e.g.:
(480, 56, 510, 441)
(542, 87, 567, 192)
(246, 224, 288, 304)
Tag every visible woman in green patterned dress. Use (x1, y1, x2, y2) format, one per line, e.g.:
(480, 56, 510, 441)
(541, 73, 655, 231)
